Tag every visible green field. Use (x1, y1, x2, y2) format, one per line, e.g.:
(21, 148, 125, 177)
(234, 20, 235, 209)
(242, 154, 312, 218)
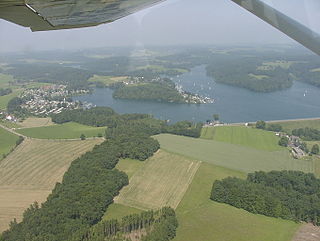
(271, 119, 320, 133)
(0, 120, 21, 129)
(0, 127, 19, 159)
(0, 74, 14, 88)
(0, 89, 23, 110)
(115, 150, 200, 210)
(174, 162, 299, 241)
(103, 203, 143, 221)
(248, 73, 269, 79)
(257, 60, 298, 71)
(155, 134, 314, 173)
(201, 126, 282, 151)
(17, 122, 106, 139)
(115, 158, 146, 179)
(136, 65, 188, 73)
(88, 75, 128, 86)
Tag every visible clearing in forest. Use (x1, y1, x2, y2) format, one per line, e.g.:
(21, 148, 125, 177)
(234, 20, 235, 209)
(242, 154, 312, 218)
(0, 138, 102, 232)
(115, 150, 200, 210)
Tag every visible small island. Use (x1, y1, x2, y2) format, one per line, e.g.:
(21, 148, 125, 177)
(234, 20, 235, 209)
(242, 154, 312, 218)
(111, 77, 213, 104)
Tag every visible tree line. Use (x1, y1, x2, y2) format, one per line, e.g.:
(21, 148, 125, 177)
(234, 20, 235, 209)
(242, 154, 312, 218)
(52, 107, 203, 138)
(211, 170, 320, 225)
(0, 88, 12, 96)
(5, 63, 93, 90)
(72, 207, 178, 241)
(292, 127, 320, 141)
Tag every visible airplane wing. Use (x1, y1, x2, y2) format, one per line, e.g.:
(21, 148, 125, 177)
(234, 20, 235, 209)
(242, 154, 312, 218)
(0, 0, 165, 31)
(0, 0, 319, 55)
(231, 0, 320, 55)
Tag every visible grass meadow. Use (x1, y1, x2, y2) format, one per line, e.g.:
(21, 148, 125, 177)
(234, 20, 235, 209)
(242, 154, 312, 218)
(174, 162, 300, 241)
(0, 89, 23, 110)
(0, 127, 19, 160)
(17, 122, 106, 139)
(271, 119, 320, 133)
(154, 134, 314, 174)
(201, 126, 282, 151)
(88, 75, 128, 86)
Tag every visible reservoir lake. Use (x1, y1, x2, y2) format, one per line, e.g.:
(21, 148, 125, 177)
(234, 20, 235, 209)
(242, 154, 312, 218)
(74, 66, 320, 123)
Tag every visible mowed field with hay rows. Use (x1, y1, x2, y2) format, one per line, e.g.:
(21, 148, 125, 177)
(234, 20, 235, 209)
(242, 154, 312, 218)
(17, 122, 106, 139)
(19, 117, 54, 128)
(115, 150, 200, 210)
(201, 126, 282, 151)
(0, 138, 102, 232)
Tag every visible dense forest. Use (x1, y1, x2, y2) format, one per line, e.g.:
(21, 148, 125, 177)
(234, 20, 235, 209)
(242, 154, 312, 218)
(112, 80, 186, 103)
(289, 56, 320, 87)
(292, 127, 320, 141)
(7, 97, 28, 117)
(206, 56, 293, 92)
(52, 107, 203, 138)
(1, 112, 162, 240)
(73, 207, 178, 241)
(0, 88, 12, 96)
(5, 64, 93, 90)
(211, 171, 320, 225)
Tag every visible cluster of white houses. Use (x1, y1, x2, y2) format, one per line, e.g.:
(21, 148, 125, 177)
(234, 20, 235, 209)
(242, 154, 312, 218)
(20, 85, 85, 116)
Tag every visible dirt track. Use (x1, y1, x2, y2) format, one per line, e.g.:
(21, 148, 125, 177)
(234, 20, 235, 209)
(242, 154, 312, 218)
(292, 223, 320, 241)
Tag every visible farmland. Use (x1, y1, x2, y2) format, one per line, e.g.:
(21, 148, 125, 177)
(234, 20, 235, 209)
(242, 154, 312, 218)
(115, 150, 200, 210)
(19, 117, 54, 128)
(0, 138, 102, 232)
(201, 126, 282, 151)
(270, 118, 320, 133)
(154, 134, 314, 174)
(88, 75, 128, 86)
(115, 158, 146, 179)
(0, 127, 19, 160)
(17, 122, 106, 139)
(174, 162, 299, 241)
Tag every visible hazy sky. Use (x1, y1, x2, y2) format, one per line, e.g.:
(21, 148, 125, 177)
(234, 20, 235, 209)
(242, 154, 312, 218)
(0, 0, 319, 52)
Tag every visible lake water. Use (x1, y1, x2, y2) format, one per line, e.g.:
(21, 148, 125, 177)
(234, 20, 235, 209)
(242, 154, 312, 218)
(74, 66, 320, 123)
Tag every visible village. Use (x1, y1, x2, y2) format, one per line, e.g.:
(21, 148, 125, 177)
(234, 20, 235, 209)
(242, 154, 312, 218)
(20, 85, 90, 116)
(0, 85, 95, 123)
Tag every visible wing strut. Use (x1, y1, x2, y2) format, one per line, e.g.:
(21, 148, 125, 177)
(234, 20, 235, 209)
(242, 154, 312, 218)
(231, 0, 320, 55)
